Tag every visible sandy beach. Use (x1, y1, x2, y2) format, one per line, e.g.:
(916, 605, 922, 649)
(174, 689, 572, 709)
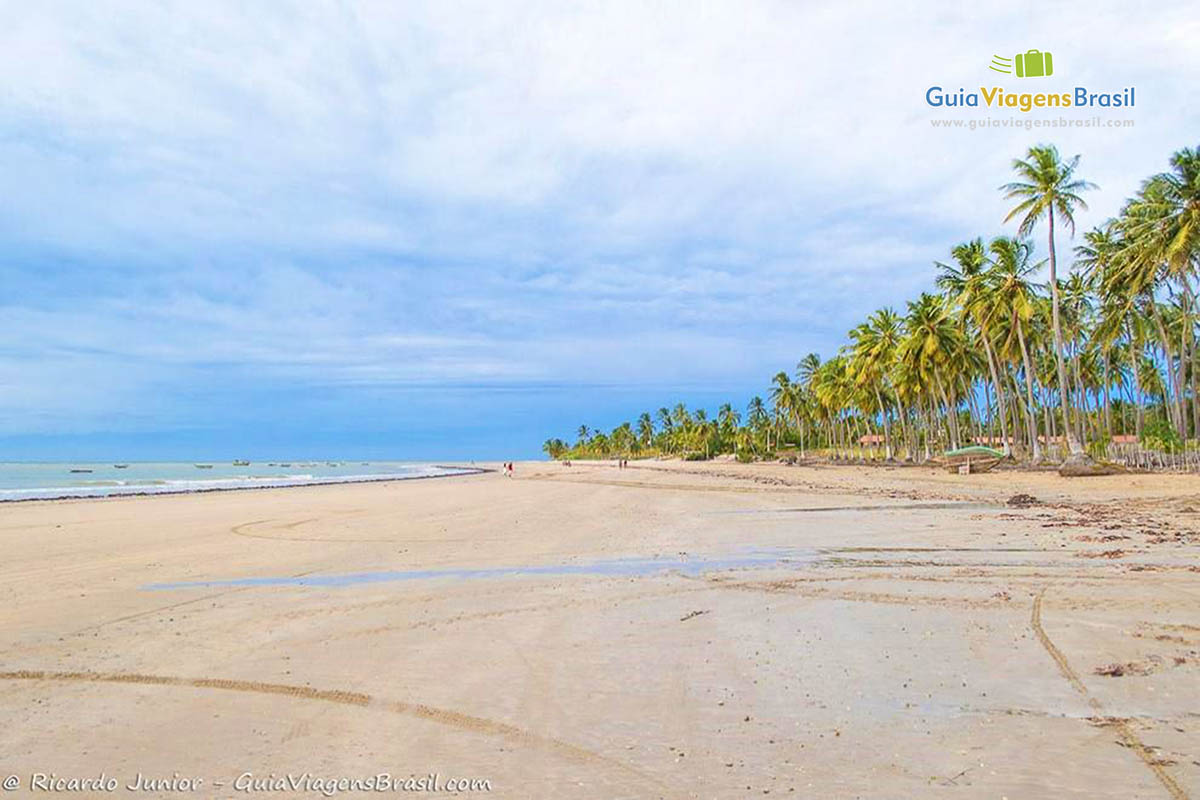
(2, 461, 1198, 798)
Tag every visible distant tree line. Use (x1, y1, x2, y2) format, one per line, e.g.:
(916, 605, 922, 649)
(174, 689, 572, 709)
(544, 143, 1200, 464)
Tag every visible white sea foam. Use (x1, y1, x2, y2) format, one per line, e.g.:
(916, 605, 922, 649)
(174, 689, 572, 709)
(0, 463, 477, 501)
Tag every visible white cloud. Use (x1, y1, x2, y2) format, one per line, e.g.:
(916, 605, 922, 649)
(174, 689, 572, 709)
(0, 0, 1195, 437)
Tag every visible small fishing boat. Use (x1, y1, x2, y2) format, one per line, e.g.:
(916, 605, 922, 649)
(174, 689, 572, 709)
(232, 460, 250, 466)
(69, 468, 93, 473)
(942, 445, 1005, 474)
(195, 464, 214, 469)
(113, 464, 129, 469)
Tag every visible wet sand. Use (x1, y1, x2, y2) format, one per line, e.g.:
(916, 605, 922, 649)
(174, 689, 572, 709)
(1, 460, 1198, 798)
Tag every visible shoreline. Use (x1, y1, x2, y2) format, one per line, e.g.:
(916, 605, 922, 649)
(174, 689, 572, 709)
(0, 464, 490, 505)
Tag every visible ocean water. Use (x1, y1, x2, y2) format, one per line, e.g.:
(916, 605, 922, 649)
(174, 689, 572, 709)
(0, 461, 476, 502)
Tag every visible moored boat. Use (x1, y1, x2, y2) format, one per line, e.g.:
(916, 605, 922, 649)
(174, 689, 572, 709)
(942, 445, 1005, 474)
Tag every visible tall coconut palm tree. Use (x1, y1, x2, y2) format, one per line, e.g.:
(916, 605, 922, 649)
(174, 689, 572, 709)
(746, 396, 769, 450)
(797, 353, 821, 386)
(636, 412, 655, 448)
(768, 372, 792, 450)
(716, 403, 739, 438)
(938, 238, 1012, 455)
(783, 382, 810, 456)
(1115, 145, 1200, 437)
(898, 293, 966, 451)
(796, 353, 822, 450)
(1001, 144, 1096, 458)
(849, 308, 902, 459)
(989, 236, 1045, 460)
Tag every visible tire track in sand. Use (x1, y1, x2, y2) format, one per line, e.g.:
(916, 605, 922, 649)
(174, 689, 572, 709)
(70, 570, 320, 636)
(231, 518, 395, 543)
(0, 669, 667, 795)
(1031, 590, 1188, 800)
(230, 518, 507, 546)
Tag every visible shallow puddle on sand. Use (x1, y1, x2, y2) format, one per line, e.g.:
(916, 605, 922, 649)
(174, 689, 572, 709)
(142, 543, 1153, 592)
(142, 548, 822, 591)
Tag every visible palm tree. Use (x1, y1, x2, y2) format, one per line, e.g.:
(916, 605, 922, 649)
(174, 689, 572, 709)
(1001, 144, 1096, 458)
(989, 236, 1045, 460)
(655, 407, 673, 451)
(898, 293, 965, 451)
(938, 238, 1012, 455)
(545, 144, 1192, 469)
(717, 403, 740, 438)
(747, 396, 769, 450)
(768, 372, 792, 450)
(636, 412, 655, 448)
(797, 353, 821, 385)
(849, 308, 902, 459)
(811, 356, 857, 457)
(1115, 145, 1200, 437)
(783, 382, 810, 457)
(692, 410, 716, 458)
(795, 354, 822, 451)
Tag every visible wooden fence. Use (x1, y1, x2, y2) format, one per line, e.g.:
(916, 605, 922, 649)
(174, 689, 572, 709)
(1106, 442, 1200, 472)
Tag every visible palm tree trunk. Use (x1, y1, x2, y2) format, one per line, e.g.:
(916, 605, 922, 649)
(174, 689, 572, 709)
(1078, 352, 1089, 446)
(932, 372, 958, 451)
(966, 378, 983, 443)
(923, 400, 934, 461)
(1014, 320, 1043, 461)
(1180, 298, 1190, 438)
(1149, 299, 1185, 436)
(1127, 322, 1144, 439)
(949, 384, 961, 451)
(983, 379, 995, 443)
(1046, 211, 1084, 456)
(1185, 280, 1199, 439)
(980, 333, 1011, 454)
(1005, 370, 1023, 452)
(1102, 351, 1112, 436)
(874, 387, 893, 459)
(1045, 382, 1058, 456)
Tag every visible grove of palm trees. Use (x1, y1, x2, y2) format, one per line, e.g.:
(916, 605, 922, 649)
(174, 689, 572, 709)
(544, 142, 1200, 469)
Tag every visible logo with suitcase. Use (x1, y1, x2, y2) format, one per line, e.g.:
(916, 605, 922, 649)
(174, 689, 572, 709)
(989, 50, 1054, 78)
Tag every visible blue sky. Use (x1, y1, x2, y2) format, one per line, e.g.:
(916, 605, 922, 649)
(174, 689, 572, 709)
(1, 1, 1197, 460)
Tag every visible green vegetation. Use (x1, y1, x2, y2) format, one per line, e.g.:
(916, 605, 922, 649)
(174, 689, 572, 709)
(544, 143, 1200, 463)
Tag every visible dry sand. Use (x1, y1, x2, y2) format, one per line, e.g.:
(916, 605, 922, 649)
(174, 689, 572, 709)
(1, 460, 1198, 798)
